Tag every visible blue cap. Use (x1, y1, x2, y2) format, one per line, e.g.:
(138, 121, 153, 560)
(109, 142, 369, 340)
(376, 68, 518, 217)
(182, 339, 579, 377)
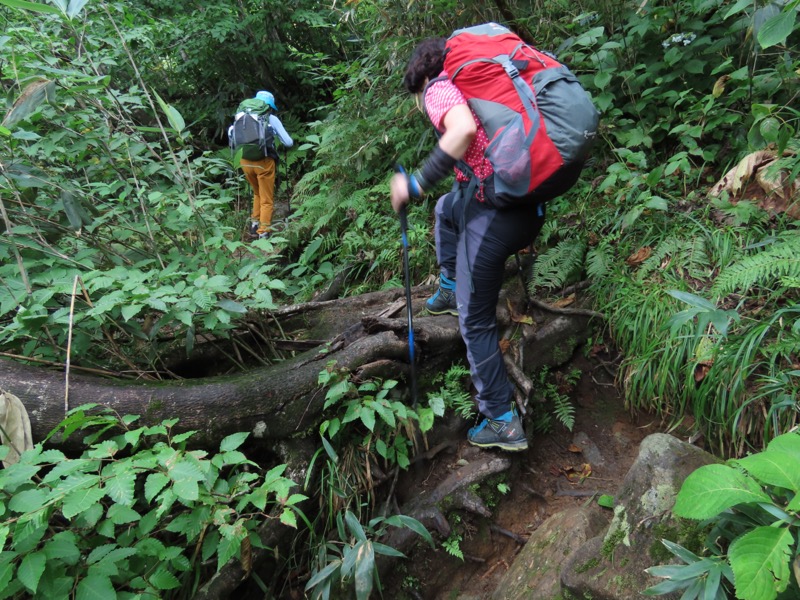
(255, 91, 277, 112)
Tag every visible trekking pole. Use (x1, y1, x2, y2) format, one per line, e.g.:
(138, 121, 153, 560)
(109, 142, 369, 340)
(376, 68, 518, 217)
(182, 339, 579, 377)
(395, 166, 418, 409)
(284, 146, 290, 214)
(399, 204, 418, 409)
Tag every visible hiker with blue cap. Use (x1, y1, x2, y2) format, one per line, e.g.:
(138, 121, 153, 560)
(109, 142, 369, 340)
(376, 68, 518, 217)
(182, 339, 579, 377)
(228, 90, 293, 240)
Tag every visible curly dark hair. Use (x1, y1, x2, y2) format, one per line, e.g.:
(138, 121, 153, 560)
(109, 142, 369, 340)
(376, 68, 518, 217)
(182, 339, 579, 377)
(403, 37, 446, 94)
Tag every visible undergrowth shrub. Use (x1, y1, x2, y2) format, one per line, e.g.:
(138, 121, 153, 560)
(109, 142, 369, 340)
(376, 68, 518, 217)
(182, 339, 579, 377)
(646, 432, 800, 600)
(0, 405, 305, 599)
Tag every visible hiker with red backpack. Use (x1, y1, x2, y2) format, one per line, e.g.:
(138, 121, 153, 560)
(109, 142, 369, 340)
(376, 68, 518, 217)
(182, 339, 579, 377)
(390, 23, 599, 452)
(229, 90, 293, 240)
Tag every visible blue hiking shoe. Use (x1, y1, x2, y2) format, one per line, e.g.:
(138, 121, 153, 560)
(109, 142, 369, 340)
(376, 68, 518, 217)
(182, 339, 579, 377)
(468, 410, 528, 452)
(426, 274, 458, 316)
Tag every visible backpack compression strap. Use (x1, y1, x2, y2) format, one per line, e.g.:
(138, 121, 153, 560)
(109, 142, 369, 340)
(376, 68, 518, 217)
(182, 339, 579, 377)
(449, 45, 544, 144)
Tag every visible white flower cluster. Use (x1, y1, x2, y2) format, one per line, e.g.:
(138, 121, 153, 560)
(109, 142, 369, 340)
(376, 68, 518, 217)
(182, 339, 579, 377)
(662, 32, 697, 48)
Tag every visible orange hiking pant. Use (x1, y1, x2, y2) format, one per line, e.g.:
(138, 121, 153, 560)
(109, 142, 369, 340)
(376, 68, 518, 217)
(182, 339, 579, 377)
(241, 157, 276, 235)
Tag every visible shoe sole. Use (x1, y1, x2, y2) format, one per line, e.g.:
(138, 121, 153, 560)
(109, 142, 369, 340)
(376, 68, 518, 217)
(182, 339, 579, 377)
(426, 307, 458, 316)
(468, 439, 528, 452)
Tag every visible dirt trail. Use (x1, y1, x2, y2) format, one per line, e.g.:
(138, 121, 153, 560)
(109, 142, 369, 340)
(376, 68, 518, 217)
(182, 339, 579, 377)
(386, 354, 666, 600)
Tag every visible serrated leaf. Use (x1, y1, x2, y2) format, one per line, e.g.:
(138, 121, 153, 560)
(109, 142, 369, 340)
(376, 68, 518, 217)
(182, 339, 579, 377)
(75, 573, 116, 600)
(44, 532, 81, 563)
(106, 504, 141, 525)
(149, 566, 180, 590)
(144, 472, 169, 502)
(62, 486, 106, 519)
(167, 458, 205, 501)
(104, 469, 136, 505)
(216, 535, 241, 571)
(673, 464, 771, 520)
(17, 550, 46, 593)
(735, 449, 800, 491)
(220, 432, 249, 452)
(729, 526, 793, 600)
(280, 508, 298, 528)
(8, 488, 48, 513)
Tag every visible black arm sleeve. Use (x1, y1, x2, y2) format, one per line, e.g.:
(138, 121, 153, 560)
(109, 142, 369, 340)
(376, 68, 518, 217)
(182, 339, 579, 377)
(413, 145, 458, 193)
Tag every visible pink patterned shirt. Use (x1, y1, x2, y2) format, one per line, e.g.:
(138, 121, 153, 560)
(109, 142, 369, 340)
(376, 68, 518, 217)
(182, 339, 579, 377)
(424, 73, 494, 184)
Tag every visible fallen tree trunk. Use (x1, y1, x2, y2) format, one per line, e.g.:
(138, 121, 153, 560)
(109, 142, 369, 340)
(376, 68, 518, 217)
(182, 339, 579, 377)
(0, 284, 597, 449)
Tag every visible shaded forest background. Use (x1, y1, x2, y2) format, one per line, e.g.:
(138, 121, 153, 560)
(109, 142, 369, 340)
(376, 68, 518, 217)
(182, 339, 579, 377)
(1, 0, 799, 598)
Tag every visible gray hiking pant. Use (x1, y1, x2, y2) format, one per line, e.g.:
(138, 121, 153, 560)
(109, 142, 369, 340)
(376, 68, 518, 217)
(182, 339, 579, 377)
(434, 178, 546, 420)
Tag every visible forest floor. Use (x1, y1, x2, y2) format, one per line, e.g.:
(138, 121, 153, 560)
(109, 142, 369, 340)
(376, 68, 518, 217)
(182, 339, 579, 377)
(382, 353, 676, 600)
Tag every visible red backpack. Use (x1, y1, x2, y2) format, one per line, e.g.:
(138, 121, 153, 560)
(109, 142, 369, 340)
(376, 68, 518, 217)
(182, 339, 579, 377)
(439, 23, 599, 201)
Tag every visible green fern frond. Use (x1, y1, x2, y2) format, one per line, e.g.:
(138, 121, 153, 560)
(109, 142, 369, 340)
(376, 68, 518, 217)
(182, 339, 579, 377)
(586, 243, 614, 280)
(711, 232, 800, 297)
(538, 219, 574, 245)
(530, 238, 587, 292)
(553, 395, 575, 431)
(637, 234, 712, 282)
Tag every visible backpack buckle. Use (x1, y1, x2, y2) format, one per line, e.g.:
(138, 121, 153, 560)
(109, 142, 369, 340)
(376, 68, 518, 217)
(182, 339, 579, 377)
(503, 60, 520, 79)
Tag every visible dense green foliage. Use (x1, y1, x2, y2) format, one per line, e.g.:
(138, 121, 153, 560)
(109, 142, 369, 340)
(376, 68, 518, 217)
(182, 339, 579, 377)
(646, 432, 800, 600)
(1, 0, 799, 596)
(0, 406, 306, 598)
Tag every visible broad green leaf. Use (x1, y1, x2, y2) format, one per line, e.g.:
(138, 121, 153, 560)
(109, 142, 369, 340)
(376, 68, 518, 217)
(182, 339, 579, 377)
(0, 0, 60, 15)
(354, 540, 375, 600)
(154, 91, 186, 133)
(106, 504, 141, 525)
(62, 486, 106, 519)
(149, 566, 180, 590)
(280, 508, 298, 528)
(724, 0, 752, 19)
(66, 0, 89, 18)
(220, 432, 249, 452)
(360, 407, 376, 431)
(756, 10, 796, 50)
(217, 299, 247, 314)
(372, 542, 404, 557)
(382, 514, 433, 545)
(345, 510, 367, 542)
(8, 487, 48, 513)
(120, 304, 143, 321)
(417, 406, 434, 432)
(17, 550, 46, 593)
(2, 79, 56, 127)
(729, 526, 793, 600)
(667, 290, 718, 311)
(766, 433, 800, 455)
(76, 573, 116, 600)
(144, 472, 169, 502)
(673, 464, 771, 520)
(44, 531, 81, 564)
(104, 469, 136, 505)
(735, 449, 800, 491)
(0, 560, 14, 594)
(428, 395, 445, 417)
(597, 494, 615, 508)
(216, 535, 241, 571)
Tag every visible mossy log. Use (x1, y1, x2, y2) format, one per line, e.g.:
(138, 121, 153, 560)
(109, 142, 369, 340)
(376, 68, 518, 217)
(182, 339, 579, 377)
(0, 283, 595, 449)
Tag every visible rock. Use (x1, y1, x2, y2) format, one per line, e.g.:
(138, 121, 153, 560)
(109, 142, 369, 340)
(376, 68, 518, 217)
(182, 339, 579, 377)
(572, 431, 605, 468)
(559, 433, 720, 599)
(492, 506, 609, 600)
